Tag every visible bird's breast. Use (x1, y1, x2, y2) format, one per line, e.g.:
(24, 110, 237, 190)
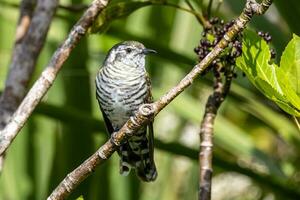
(96, 66, 149, 129)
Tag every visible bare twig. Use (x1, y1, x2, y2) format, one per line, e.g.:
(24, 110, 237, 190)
(198, 66, 233, 200)
(0, 0, 208, 28)
(184, 0, 211, 28)
(0, 0, 58, 170)
(157, 1, 207, 25)
(46, 0, 273, 199)
(207, 0, 214, 18)
(0, 0, 110, 155)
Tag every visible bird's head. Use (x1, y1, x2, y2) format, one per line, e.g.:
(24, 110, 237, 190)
(104, 41, 156, 67)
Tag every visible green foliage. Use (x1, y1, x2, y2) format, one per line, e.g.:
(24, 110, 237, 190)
(1, 0, 300, 200)
(236, 31, 300, 116)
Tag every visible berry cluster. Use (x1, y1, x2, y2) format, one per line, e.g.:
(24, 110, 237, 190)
(257, 31, 276, 59)
(194, 17, 243, 75)
(258, 31, 272, 43)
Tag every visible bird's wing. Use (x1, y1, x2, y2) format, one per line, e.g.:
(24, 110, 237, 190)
(99, 104, 114, 136)
(145, 73, 155, 167)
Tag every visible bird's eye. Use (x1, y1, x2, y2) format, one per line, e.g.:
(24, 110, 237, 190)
(125, 48, 132, 53)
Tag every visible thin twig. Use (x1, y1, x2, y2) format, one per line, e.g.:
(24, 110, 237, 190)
(0, 0, 110, 155)
(158, 1, 206, 25)
(0, 0, 58, 171)
(0, 0, 208, 28)
(184, 0, 211, 28)
(44, 0, 273, 199)
(199, 66, 233, 200)
(207, 0, 214, 18)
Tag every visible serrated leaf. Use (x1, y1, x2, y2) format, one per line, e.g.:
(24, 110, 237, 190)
(276, 69, 300, 110)
(279, 34, 300, 96)
(90, 1, 152, 33)
(254, 77, 285, 102)
(236, 30, 300, 116)
(236, 30, 282, 95)
(276, 34, 300, 115)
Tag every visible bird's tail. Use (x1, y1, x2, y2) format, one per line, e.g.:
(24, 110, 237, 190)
(119, 130, 157, 182)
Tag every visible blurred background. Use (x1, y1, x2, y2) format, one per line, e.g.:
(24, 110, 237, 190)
(0, 0, 300, 199)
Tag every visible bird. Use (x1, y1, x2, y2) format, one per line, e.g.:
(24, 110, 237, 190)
(95, 41, 157, 182)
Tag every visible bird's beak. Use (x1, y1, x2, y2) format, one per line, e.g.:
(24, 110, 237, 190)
(142, 48, 157, 55)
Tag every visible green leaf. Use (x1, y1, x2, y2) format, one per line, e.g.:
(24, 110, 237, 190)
(254, 77, 285, 102)
(276, 34, 300, 114)
(274, 99, 300, 116)
(236, 30, 300, 116)
(276, 69, 300, 109)
(279, 34, 300, 96)
(236, 30, 282, 95)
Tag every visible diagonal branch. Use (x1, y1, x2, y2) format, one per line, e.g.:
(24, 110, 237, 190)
(199, 66, 233, 200)
(0, 0, 110, 155)
(47, 0, 273, 199)
(0, 0, 58, 170)
(0, 0, 58, 128)
(33, 102, 300, 199)
(0, 0, 36, 129)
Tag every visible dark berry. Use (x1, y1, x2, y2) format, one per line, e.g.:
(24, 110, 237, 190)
(270, 48, 276, 59)
(194, 17, 243, 73)
(258, 31, 272, 43)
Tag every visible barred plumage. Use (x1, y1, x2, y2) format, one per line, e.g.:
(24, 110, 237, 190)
(95, 41, 157, 182)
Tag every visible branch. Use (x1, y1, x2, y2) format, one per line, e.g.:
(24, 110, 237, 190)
(33, 102, 300, 199)
(0, 0, 110, 155)
(0, 0, 58, 127)
(46, 0, 273, 199)
(198, 1, 273, 198)
(0, 0, 208, 29)
(199, 66, 233, 200)
(0, 0, 35, 128)
(0, 0, 58, 170)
